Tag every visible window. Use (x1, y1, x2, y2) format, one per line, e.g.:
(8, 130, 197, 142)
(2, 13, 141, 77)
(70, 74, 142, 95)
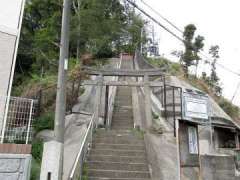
(188, 126, 198, 154)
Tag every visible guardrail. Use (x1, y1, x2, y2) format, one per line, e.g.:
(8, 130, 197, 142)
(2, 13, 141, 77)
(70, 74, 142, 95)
(69, 113, 95, 180)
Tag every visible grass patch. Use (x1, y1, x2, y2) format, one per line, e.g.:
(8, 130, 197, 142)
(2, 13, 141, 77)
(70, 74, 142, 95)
(131, 128, 145, 139)
(82, 163, 89, 180)
(30, 158, 41, 180)
(31, 139, 43, 180)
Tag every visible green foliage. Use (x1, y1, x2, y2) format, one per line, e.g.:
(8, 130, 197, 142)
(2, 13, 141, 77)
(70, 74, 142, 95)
(82, 163, 89, 180)
(32, 139, 44, 162)
(131, 128, 145, 139)
(181, 24, 204, 76)
(34, 112, 55, 133)
(218, 98, 240, 119)
(152, 111, 159, 120)
(147, 57, 182, 76)
(30, 158, 41, 180)
(30, 139, 43, 180)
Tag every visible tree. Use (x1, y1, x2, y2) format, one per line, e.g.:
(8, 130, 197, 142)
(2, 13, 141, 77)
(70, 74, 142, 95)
(182, 24, 196, 76)
(209, 45, 222, 96)
(181, 24, 204, 77)
(15, 0, 147, 87)
(193, 35, 204, 76)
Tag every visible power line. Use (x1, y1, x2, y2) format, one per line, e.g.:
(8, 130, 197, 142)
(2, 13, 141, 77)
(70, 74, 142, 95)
(129, 0, 240, 77)
(199, 52, 240, 76)
(231, 81, 240, 102)
(125, 0, 184, 43)
(140, 0, 183, 34)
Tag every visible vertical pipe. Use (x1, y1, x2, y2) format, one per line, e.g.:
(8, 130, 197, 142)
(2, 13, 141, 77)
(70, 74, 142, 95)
(26, 100, 34, 144)
(163, 77, 167, 119)
(173, 87, 176, 137)
(180, 88, 183, 120)
(176, 119, 181, 180)
(104, 85, 109, 127)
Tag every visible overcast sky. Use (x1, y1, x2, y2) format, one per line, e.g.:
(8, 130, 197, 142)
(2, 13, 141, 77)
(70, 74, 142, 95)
(135, 0, 240, 106)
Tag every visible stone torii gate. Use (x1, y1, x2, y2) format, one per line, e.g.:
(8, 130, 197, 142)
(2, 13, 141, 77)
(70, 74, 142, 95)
(82, 66, 165, 130)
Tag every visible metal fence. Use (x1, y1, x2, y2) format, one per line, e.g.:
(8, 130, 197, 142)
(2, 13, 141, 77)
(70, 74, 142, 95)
(69, 113, 95, 180)
(0, 95, 37, 144)
(157, 84, 183, 136)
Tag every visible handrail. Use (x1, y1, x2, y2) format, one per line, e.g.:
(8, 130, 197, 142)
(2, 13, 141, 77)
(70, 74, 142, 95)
(69, 113, 95, 180)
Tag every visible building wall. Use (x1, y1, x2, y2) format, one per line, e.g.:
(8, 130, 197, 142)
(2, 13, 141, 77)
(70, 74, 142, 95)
(179, 122, 200, 180)
(0, 32, 17, 133)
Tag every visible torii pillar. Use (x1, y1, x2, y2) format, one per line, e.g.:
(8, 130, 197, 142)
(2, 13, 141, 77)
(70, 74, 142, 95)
(144, 74, 153, 130)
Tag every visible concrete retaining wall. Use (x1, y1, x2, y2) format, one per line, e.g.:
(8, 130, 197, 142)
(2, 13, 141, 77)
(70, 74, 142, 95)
(0, 154, 31, 180)
(200, 155, 236, 180)
(145, 133, 178, 180)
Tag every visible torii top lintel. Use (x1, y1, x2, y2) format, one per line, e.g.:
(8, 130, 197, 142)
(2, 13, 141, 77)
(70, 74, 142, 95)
(82, 66, 165, 77)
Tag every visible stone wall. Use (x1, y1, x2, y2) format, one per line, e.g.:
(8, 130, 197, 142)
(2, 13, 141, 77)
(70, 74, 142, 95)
(0, 154, 31, 180)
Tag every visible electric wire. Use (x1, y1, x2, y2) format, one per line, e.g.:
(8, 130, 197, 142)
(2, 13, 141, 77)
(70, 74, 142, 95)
(127, 0, 240, 77)
(231, 81, 240, 102)
(140, 0, 183, 34)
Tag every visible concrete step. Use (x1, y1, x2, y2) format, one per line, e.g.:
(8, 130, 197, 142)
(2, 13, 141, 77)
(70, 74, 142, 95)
(111, 126, 133, 130)
(87, 161, 149, 171)
(93, 137, 143, 145)
(112, 117, 133, 121)
(112, 112, 132, 115)
(87, 155, 147, 164)
(88, 176, 150, 180)
(90, 149, 145, 157)
(112, 119, 133, 123)
(94, 130, 136, 137)
(110, 121, 133, 127)
(88, 169, 150, 179)
(93, 143, 145, 150)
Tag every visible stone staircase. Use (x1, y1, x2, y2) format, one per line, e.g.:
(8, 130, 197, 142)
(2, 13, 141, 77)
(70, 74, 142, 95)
(86, 86, 151, 180)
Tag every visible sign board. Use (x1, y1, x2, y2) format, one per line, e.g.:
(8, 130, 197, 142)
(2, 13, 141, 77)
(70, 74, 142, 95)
(183, 92, 209, 121)
(0, 0, 26, 134)
(188, 126, 199, 154)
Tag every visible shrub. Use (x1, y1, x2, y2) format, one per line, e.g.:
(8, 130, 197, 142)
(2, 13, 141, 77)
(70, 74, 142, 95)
(34, 112, 55, 134)
(218, 98, 240, 119)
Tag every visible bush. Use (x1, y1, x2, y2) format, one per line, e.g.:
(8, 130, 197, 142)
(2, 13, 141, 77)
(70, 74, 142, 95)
(34, 112, 55, 134)
(218, 98, 240, 119)
(32, 139, 43, 161)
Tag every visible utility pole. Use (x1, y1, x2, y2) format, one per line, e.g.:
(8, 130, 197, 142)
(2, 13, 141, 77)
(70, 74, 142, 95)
(40, 0, 72, 180)
(55, 0, 72, 178)
(40, 1, 72, 179)
(55, 0, 71, 144)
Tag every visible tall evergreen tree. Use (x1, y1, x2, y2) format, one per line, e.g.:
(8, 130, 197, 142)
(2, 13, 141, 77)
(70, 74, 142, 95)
(209, 45, 222, 96)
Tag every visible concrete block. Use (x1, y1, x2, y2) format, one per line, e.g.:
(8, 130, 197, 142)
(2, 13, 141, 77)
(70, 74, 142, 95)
(40, 141, 63, 180)
(0, 153, 31, 180)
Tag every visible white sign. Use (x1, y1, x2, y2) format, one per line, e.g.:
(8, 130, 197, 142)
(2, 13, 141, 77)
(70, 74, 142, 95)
(183, 93, 209, 120)
(188, 126, 198, 154)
